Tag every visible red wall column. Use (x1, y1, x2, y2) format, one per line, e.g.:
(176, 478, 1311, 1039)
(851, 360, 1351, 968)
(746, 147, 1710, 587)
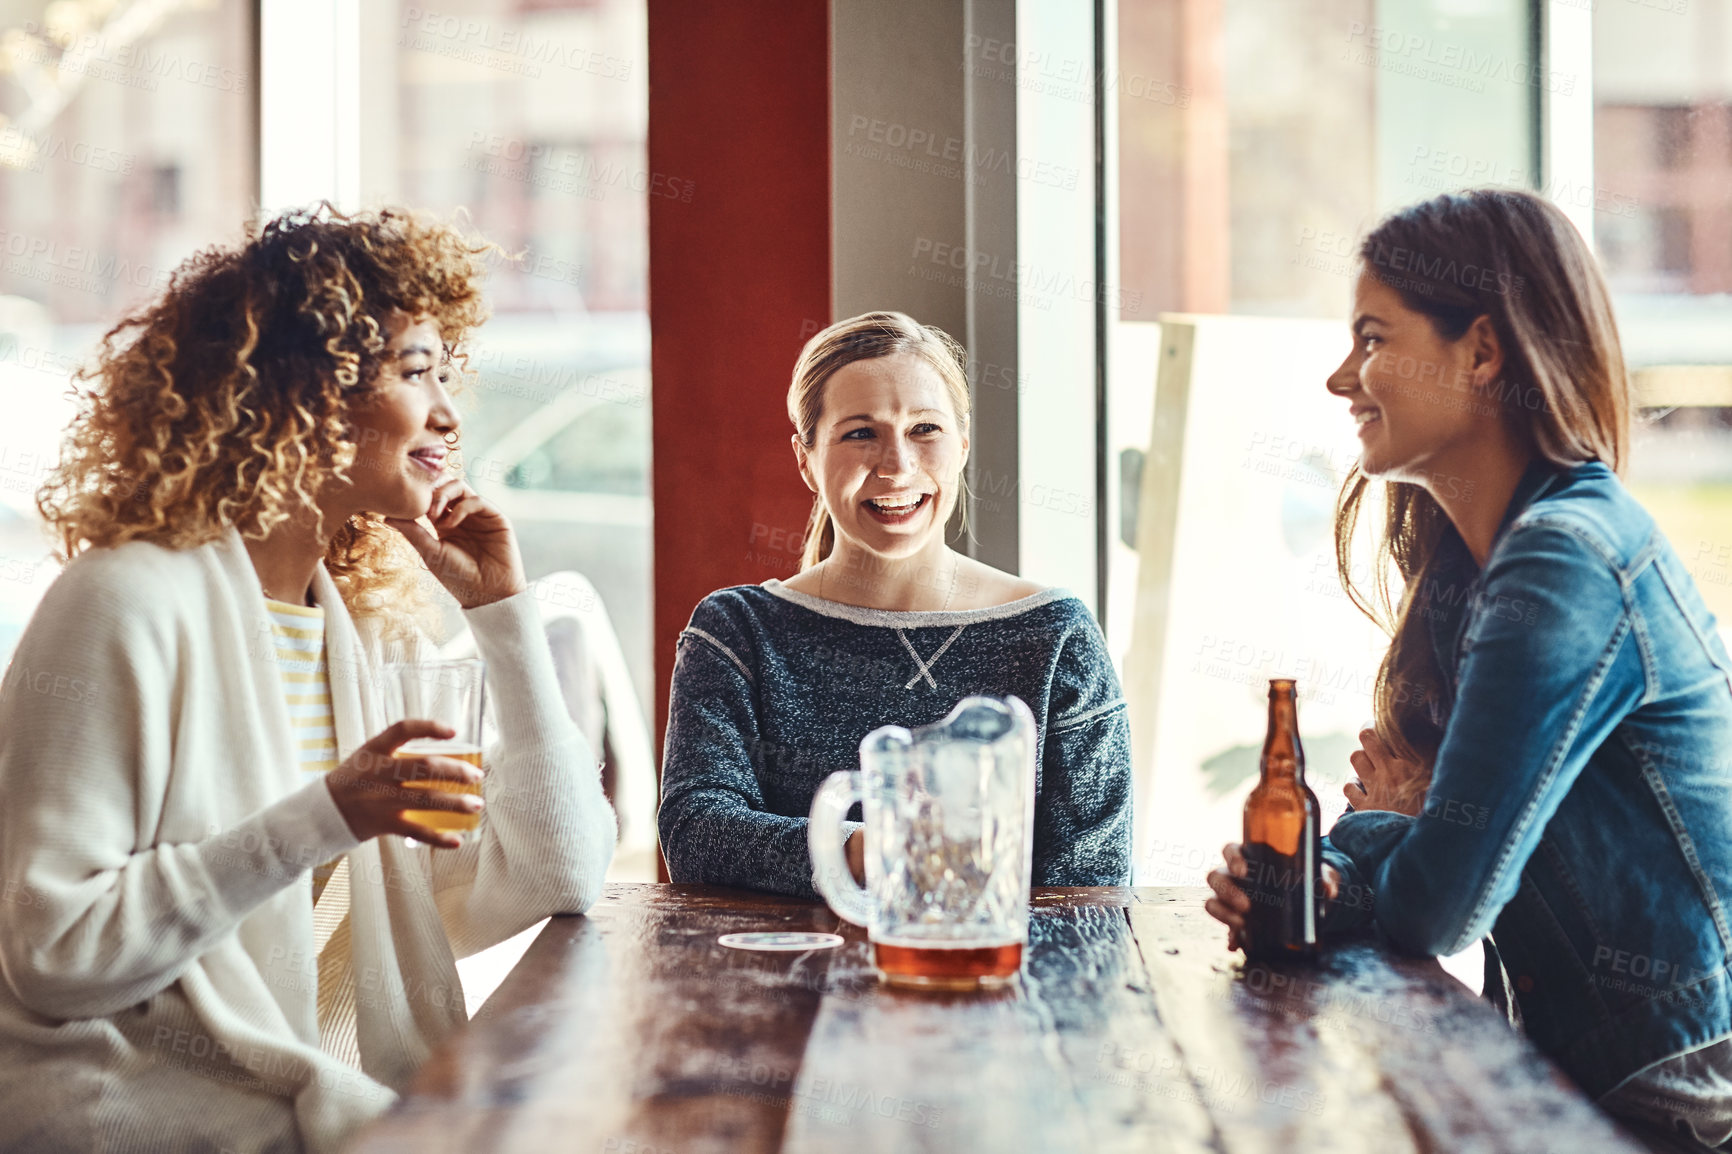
(647, 0, 833, 874)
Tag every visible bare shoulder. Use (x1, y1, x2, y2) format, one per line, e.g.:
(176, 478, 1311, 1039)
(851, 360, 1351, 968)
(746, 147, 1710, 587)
(953, 557, 1047, 609)
(780, 567, 823, 596)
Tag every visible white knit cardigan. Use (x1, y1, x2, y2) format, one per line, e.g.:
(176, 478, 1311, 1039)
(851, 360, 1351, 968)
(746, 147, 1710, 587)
(0, 526, 617, 1153)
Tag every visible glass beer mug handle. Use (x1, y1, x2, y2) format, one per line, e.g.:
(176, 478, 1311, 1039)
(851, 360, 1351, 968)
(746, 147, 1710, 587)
(808, 770, 872, 928)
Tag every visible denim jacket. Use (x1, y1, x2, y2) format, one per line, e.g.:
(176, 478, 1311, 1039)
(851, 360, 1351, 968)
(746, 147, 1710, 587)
(1324, 460, 1732, 1099)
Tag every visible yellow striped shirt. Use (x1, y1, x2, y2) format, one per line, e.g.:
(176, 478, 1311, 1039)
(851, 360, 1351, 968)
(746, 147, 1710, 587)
(263, 599, 360, 1065)
(263, 598, 342, 908)
(263, 598, 337, 783)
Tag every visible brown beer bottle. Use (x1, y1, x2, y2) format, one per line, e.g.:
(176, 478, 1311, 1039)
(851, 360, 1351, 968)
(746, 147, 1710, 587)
(1241, 678, 1322, 962)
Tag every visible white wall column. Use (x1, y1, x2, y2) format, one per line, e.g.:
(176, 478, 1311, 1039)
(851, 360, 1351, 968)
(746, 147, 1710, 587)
(259, 0, 361, 215)
(1014, 0, 1098, 604)
(1541, 0, 1596, 247)
(830, 0, 1101, 608)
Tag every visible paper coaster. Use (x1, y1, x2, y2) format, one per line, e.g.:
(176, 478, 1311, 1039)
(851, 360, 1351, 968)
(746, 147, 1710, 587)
(718, 932, 845, 952)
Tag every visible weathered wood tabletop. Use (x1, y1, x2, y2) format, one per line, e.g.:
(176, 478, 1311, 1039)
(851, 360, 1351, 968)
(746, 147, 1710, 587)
(350, 883, 1643, 1153)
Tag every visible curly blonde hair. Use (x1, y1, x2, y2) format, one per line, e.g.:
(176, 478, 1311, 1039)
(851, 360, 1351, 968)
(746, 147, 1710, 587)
(36, 204, 494, 638)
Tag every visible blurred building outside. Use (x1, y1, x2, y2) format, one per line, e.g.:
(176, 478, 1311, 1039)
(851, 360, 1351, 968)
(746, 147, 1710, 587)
(0, 0, 1729, 935)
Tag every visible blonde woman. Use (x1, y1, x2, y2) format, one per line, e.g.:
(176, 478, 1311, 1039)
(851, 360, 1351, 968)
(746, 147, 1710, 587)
(0, 207, 615, 1153)
(658, 311, 1131, 894)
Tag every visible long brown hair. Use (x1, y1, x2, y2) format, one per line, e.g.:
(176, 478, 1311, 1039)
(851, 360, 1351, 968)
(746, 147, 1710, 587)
(36, 204, 493, 637)
(1337, 189, 1631, 776)
(787, 311, 972, 569)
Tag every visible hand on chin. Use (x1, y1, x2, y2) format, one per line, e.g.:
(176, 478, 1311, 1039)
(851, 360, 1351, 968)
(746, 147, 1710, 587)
(384, 476, 527, 609)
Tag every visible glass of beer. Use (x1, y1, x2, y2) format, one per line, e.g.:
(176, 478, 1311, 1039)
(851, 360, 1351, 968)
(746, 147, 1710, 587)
(379, 659, 486, 838)
(809, 696, 1036, 991)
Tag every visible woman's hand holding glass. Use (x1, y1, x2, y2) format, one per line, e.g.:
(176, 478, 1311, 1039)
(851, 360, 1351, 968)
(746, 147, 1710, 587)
(325, 719, 485, 849)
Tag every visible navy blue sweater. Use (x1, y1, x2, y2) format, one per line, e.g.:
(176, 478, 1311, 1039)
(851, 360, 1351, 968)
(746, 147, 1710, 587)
(658, 580, 1133, 897)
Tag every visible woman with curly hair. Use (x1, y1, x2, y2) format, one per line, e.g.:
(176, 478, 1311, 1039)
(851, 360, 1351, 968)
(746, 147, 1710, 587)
(0, 206, 616, 1153)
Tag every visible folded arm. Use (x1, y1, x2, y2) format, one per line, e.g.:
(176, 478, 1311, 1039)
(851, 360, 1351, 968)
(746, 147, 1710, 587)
(1326, 524, 1646, 956)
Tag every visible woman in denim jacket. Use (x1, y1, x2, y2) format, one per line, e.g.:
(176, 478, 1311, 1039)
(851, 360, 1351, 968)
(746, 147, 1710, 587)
(1205, 189, 1732, 1152)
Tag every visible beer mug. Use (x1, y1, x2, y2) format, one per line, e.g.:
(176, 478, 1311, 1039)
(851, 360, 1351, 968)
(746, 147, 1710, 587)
(809, 695, 1037, 990)
(379, 659, 486, 838)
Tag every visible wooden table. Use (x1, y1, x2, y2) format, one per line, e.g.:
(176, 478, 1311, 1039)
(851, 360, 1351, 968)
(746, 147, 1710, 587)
(350, 884, 1644, 1153)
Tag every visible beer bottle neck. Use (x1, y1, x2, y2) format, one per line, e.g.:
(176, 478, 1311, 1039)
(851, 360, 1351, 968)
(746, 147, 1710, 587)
(1262, 693, 1303, 783)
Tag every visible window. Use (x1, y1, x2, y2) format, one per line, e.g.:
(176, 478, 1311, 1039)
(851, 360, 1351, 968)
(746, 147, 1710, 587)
(1112, 0, 1542, 902)
(0, 0, 255, 660)
(361, 0, 653, 878)
(1593, 2, 1732, 641)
